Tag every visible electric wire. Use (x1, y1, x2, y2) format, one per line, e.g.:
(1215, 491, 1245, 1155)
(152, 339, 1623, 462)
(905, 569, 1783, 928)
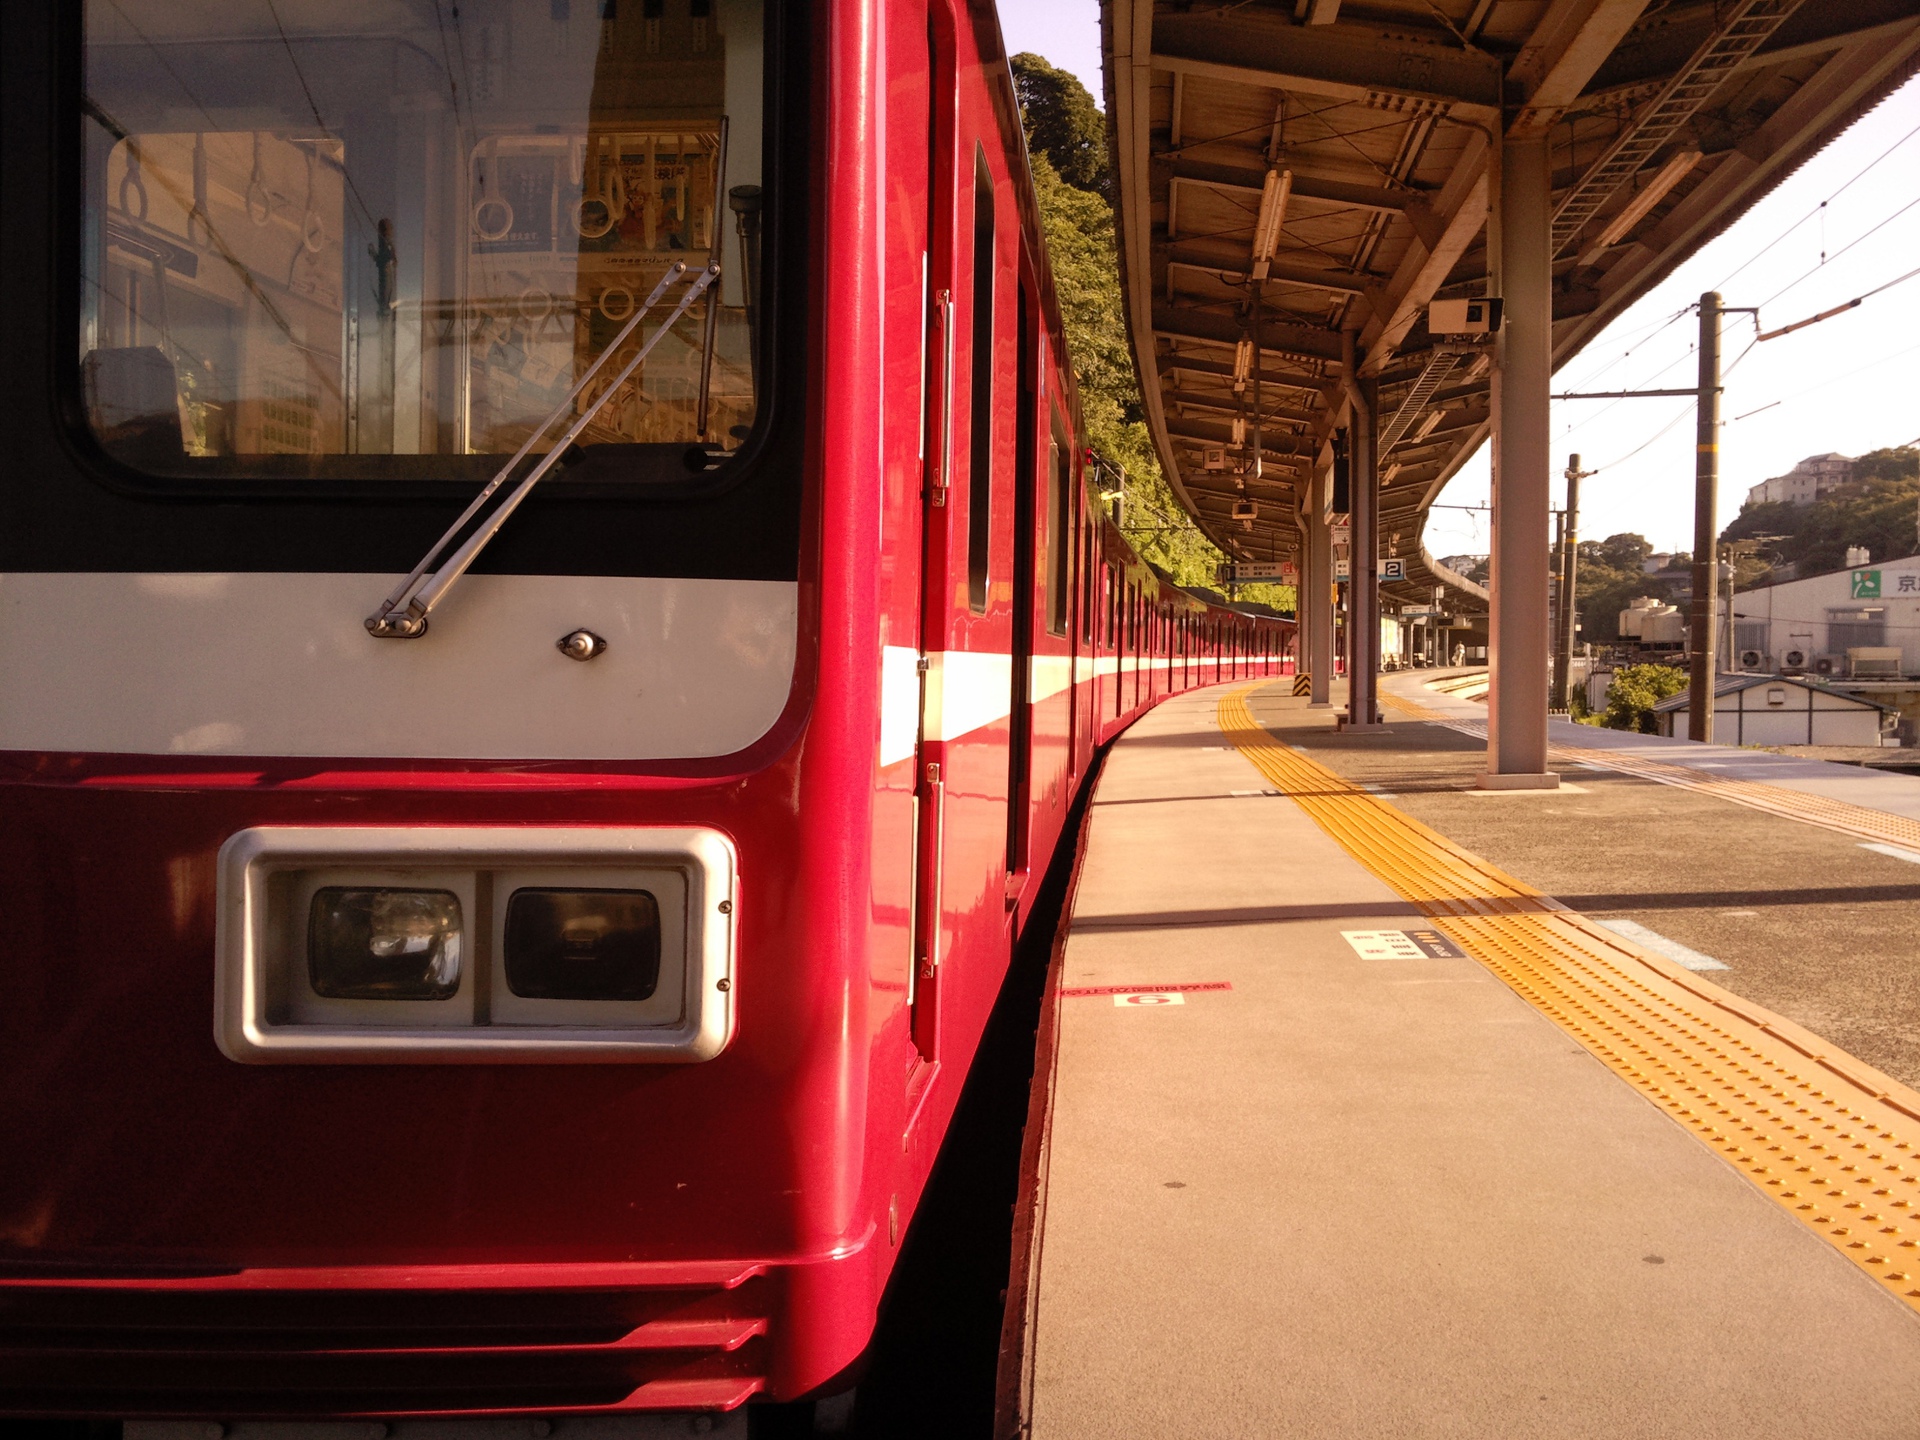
(1556, 304, 1695, 393)
(260, 0, 379, 235)
(1758, 192, 1920, 308)
(1552, 119, 1920, 458)
(1727, 337, 1920, 424)
(1714, 115, 1920, 292)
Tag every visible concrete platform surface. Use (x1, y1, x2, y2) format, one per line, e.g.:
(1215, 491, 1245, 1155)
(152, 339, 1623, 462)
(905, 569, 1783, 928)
(1362, 671, 1920, 1086)
(1012, 682, 1920, 1439)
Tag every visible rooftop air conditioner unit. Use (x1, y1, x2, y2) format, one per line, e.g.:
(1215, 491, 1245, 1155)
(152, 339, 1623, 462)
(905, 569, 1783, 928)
(1848, 646, 1902, 678)
(1780, 648, 1807, 672)
(1813, 655, 1838, 676)
(1738, 649, 1766, 671)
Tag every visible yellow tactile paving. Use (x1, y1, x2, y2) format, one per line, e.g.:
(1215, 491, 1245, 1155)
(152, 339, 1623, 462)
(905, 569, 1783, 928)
(1220, 683, 1920, 1312)
(1380, 688, 1451, 722)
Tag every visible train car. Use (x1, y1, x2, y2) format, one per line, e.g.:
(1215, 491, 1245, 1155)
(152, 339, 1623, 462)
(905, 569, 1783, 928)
(0, 0, 1293, 1429)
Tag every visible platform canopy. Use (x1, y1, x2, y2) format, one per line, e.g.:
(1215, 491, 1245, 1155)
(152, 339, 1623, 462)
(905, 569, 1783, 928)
(1103, 0, 1920, 609)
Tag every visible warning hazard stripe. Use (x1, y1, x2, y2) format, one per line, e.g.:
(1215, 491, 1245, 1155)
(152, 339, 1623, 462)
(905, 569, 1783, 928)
(1058, 981, 1233, 998)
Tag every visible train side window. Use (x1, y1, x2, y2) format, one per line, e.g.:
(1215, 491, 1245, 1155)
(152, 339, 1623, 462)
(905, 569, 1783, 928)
(965, 145, 994, 614)
(1081, 508, 1096, 645)
(1045, 412, 1070, 636)
(78, 0, 771, 486)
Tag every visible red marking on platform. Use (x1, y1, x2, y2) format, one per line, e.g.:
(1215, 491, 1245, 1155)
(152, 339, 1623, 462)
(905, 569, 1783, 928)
(1059, 981, 1233, 998)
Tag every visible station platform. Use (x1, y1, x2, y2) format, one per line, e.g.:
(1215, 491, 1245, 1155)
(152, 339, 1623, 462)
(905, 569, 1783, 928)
(1002, 677, 1920, 1438)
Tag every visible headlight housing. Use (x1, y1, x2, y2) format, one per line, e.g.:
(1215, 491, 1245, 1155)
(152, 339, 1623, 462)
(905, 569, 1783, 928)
(215, 828, 736, 1063)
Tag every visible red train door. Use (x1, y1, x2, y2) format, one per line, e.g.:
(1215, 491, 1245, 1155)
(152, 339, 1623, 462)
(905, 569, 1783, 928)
(908, 3, 958, 1062)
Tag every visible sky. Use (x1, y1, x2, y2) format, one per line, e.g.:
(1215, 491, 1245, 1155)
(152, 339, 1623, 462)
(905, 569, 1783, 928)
(999, 10, 1920, 560)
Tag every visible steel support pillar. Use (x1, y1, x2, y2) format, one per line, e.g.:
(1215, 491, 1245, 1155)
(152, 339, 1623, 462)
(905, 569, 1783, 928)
(1342, 340, 1384, 731)
(1483, 130, 1557, 789)
(1304, 470, 1333, 707)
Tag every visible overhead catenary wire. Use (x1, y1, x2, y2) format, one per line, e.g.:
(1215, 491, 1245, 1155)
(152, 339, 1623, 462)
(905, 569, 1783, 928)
(1726, 337, 1920, 423)
(1757, 192, 1920, 309)
(1552, 125, 1920, 457)
(1714, 114, 1920, 291)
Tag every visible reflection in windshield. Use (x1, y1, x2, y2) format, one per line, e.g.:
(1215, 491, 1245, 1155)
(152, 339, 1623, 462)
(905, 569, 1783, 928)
(81, 0, 765, 479)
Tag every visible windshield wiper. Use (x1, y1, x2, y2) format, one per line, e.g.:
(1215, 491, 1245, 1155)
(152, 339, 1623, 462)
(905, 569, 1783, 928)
(366, 262, 719, 639)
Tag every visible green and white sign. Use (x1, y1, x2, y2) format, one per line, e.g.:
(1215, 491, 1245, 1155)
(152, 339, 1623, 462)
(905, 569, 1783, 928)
(1852, 569, 1882, 599)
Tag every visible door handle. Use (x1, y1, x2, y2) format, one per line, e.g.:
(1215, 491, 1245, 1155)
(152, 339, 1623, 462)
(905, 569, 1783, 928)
(927, 288, 955, 507)
(915, 760, 945, 977)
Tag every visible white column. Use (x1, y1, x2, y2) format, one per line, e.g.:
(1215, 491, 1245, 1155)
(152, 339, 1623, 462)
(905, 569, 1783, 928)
(1483, 131, 1557, 788)
(1305, 469, 1333, 707)
(1343, 366, 1384, 730)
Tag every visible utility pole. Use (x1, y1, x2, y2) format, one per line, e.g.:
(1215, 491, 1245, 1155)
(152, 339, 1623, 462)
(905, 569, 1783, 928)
(1555, 297, 1750, 741)
(1553, 454, 1586, 710)
(1551, 505, 1565, 698)
(1688, 295, 1722, 742)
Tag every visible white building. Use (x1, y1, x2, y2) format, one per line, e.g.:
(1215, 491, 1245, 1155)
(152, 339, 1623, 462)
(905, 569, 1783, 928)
(1731, 553, 1920, 677)
(1652, 674, 1889, 746)
(1743, 452, 1852, 509)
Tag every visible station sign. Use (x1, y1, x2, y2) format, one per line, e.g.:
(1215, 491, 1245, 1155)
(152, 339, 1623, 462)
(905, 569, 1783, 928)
(1335, 559, 1352, 581)
(1216, 561, 1297, 585)
(1380, 559, 1406, 582)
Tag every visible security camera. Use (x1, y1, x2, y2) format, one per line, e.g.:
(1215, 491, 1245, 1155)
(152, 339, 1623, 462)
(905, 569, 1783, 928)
(1428, 298, 1503, 335)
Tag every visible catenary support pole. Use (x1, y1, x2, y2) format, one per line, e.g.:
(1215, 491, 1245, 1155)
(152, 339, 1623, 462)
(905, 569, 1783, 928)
(1484, 130, 1557, 787)
(1551, 506, 1566, 703)
(1689, 293, 1722, 743)
(1553, 454, 1582, 709)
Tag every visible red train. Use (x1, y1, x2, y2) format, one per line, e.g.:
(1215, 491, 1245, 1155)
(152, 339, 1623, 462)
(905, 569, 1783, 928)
(1, 0, 1292, 1428)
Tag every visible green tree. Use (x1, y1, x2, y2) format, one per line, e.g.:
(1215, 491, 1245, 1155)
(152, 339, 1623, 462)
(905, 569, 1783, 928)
(1592, 533, 1652, 571)
(1720, 447, 1920, 576)
(1010, 53, 1110, 200)
(1601, 662, 1688, 732)
(1574, 532, 1657, 643)
(1022, 96, 1293, 612)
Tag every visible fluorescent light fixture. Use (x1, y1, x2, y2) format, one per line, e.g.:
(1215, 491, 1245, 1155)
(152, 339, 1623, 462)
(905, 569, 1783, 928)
(1582, 149, 1701, 261)
(1232, 336, 1255, 393)
(1250, 169, 1292, 280)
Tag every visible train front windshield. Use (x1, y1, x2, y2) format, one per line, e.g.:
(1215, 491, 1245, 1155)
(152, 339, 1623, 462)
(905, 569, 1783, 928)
(81, 0, 767, 485)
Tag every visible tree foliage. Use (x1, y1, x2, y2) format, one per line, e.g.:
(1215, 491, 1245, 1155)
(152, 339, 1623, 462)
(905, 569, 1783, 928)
(1573, 532, 1659, 641)
(1020, 77, 1293, 612)
(1601, 662, 1688, 732)
(1722, 447, 1920, 575)
(1010, 53, 1110, 200)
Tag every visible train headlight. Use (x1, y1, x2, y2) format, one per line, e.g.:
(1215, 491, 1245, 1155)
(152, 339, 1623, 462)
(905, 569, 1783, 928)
(504, 888, 661, 1001)
(216, 827, 737, 1062)
(308, 887, 462, 1000)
